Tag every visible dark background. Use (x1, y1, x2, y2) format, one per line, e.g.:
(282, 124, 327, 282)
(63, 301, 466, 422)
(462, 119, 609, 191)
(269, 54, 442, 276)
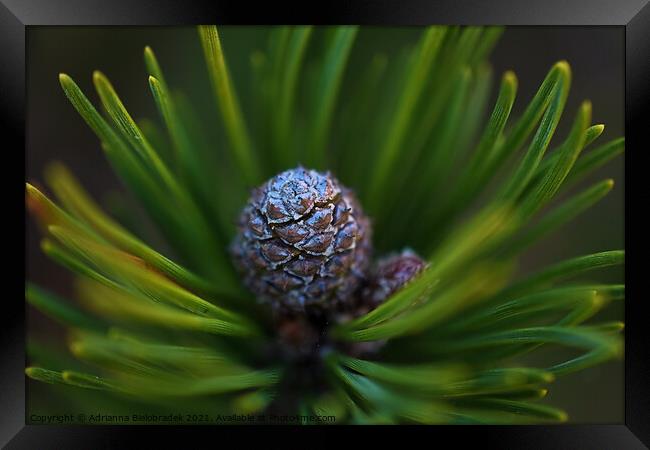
(25, 26, 624, 422)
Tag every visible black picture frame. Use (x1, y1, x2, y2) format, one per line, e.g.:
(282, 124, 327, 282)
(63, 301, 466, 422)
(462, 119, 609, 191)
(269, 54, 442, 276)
(3, 0, 648, 447)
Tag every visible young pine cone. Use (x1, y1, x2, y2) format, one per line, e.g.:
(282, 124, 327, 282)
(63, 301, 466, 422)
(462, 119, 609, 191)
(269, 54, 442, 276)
(362, 249, 427, 308)
(230, 167, 372, 313)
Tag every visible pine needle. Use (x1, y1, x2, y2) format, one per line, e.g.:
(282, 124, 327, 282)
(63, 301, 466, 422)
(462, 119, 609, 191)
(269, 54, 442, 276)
(305, 26, 358, 169)
(197, 25, 261, 185)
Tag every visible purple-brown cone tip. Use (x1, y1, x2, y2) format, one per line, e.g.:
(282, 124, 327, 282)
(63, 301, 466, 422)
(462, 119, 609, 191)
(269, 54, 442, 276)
(362, 249, 427, 308)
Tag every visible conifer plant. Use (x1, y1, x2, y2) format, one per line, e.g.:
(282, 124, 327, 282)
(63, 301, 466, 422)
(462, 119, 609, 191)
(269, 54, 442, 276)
(26, 25, 625, 424)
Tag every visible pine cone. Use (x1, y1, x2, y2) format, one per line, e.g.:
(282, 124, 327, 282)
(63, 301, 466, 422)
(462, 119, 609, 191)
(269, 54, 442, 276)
(230, 167, 372, 312)
(362, 249, 427, 308)
(335, 250, 426, 358)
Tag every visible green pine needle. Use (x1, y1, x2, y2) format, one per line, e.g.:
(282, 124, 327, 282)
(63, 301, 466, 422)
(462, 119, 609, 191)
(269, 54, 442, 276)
(305, 26, 358, 169)
(198, 25, 261, 185)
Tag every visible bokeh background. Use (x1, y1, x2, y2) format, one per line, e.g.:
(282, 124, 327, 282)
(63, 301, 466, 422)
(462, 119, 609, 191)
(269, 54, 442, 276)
(26, 26, 624, 422)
